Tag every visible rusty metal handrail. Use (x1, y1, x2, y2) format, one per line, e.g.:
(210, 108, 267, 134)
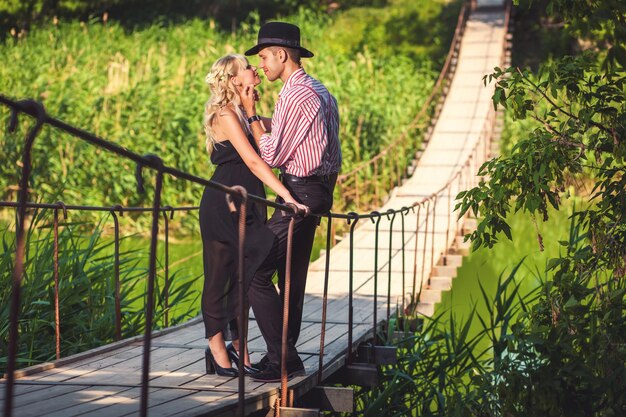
(0, 200, 198, 337)
(0, 96, 306, 417)
(0, 92, 497, 417)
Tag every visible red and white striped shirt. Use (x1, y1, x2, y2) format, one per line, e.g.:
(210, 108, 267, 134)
(259, 68, 342, 177)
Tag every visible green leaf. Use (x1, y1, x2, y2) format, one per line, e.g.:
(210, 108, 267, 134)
(563, 296, 579, 309)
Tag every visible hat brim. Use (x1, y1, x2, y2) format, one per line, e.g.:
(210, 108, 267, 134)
(244, 43, 314, 58)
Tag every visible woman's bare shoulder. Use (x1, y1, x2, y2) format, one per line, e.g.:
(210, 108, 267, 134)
(215, 104, 237, 120)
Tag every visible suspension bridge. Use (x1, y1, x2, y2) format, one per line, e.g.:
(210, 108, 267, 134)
(1, 0, 511, 415)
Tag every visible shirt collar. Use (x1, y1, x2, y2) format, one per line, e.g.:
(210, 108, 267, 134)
(279, 68, 307, 97)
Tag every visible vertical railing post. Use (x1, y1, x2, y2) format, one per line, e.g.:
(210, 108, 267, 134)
(444, 183, 452, 264)
(370, 212, 382, 343)
(228, 186, 248, 417)
(162, 207, 174, 328)
(111, 206, 123, 341)
(5, 100, 45, 417)
(421, 200, 430, 288)
(430, 195, 438, 281)
(386, 209, 396, 324)
(346, 212, 359, 362)
(53, 202, 67, 360)
(53, 207, 61, 360)
(136, 155, 165, 417)
(411, 204, 422, 304)
(281, 208, 298, 409)
(318, 214, 333, 383)
(400, 207, 409, 315)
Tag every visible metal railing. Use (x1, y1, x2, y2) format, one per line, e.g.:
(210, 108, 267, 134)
(0, 201, 197, 346)
(0, 96, 301, 417)
(0, 96, 492, 417)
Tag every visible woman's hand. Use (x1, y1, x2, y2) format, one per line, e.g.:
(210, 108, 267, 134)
(241, 84, 257, 115)
(283, 197, 310, 216)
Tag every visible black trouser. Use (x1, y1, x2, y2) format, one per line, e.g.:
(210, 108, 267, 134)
(248, 173, 336, 365)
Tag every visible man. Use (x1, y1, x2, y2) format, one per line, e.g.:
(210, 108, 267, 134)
(240, 21, 341, 382)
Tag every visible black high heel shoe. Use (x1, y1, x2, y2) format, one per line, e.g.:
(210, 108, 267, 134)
(205, 348, 238, 377)
(226, 343, 259, 376)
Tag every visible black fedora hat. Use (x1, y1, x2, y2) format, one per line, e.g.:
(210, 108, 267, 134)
(245, 22, 314, 58)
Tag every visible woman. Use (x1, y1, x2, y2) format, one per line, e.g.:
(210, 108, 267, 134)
(199, 54, 307, 377)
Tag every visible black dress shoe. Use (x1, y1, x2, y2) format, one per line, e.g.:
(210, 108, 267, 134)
(287, 356, 305, 375)
(250, 359, 305, 383)
(252, 354, 270, 372)
(205, 348, 238, 377)
(250, 361, 282, 383)
(226, 343, 259, 376)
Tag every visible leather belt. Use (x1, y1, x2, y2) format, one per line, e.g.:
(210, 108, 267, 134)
(281, 173, 335, 184)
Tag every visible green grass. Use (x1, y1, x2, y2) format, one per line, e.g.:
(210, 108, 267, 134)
(116, 228, 204, 321)
(436, 202, 578, 341)
(352, 203, 583, 416)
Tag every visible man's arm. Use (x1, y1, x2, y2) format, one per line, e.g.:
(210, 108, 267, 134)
(261, 116, 272, 132)
(247, 114, 266, 147)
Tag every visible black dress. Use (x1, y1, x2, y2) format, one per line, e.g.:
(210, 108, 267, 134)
(199, 135, 274, 339)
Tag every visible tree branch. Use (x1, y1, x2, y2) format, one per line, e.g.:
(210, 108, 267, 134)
(528, 114, 589, 162)
(516, 67, 617, 139)
(529, 114, 586, 150)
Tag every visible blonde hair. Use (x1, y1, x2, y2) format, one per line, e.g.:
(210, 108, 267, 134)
(203, 54, 250, 151)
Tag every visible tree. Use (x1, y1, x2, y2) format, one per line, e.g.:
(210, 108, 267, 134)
(456, 0, 626, 414)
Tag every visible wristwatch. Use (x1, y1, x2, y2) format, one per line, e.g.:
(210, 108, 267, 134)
(247, 115, 262, 124)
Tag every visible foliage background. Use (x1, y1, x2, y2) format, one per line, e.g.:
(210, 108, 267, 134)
(0, 1, 460, 232)
(450, 0, 626, 415)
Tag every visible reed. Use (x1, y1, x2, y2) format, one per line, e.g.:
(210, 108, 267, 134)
(0, 209, 199, 373)
(0, 11, 435, 228)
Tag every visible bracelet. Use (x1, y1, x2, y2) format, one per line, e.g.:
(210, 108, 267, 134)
(247, 115, 262, 124)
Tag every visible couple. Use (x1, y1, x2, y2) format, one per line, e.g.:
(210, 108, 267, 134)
(198, 22, 341, 383)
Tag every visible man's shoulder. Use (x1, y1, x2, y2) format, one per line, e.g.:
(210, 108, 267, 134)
(306, 74, 330, 92)
(282, 80, 321, 103)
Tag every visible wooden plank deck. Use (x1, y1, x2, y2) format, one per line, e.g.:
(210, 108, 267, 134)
(0, 2, 508, 415)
